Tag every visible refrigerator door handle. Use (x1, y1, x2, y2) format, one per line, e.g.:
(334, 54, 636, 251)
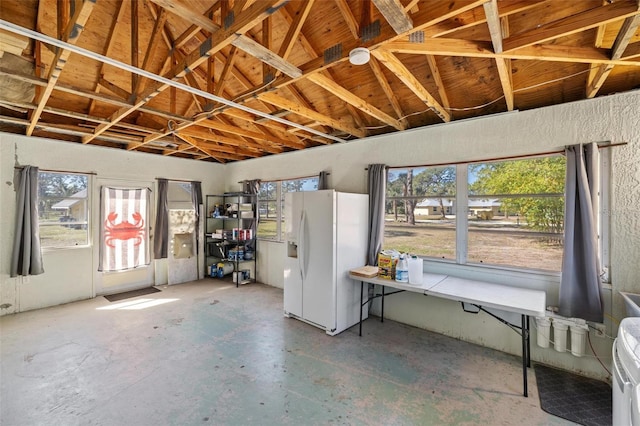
(298, 210, 305, 280)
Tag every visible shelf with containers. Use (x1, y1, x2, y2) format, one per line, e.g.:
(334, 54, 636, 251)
(205, 192, 257, 286)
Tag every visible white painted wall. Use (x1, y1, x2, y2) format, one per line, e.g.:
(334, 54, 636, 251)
(225, 90, 640, 380)
(0, 134, 225, 313)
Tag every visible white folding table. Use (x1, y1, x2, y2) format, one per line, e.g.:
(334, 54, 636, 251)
(349, 272, 546, 397)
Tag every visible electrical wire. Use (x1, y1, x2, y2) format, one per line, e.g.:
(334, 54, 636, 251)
(588, 331, 612, 376)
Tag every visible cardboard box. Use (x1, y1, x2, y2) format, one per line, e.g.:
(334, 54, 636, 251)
(377, 252, 396, 280)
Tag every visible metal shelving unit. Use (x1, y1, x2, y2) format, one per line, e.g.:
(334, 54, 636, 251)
(205, 193, 257, 286)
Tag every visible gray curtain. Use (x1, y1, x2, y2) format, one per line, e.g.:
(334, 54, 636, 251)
(243, 179, 260, 252)
(318, 171, 329, 190)
(10, 166, 44, 277)
(153, 178, 169, 259)
(366, 164, 387, 266)
(558, 143, 603, 322)
(191, 181, 202, 254)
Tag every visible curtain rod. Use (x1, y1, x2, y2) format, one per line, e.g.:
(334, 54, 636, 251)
(14, 166, 97, 175)
(365, 141, 627, 170)
(237, 172, 330, 184)
(156, 178, 200, 184)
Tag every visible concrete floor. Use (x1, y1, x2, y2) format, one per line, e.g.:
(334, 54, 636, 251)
(1, 280, 575, 425)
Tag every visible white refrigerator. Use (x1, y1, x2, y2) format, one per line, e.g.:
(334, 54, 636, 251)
(283, 190, 369, 335)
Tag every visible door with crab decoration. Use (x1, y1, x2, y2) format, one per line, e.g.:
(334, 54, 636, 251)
(94, 178, 155, 296)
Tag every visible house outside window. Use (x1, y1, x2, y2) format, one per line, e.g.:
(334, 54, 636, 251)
(38, 171, 90, 248)
(258, 176, 318, 241)
(384, 156, 569, 272)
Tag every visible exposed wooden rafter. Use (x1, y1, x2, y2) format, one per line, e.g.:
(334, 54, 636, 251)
(368, 56, 408, 127)
(370, 49, 450, 122)
(586, 12, 640, 98)
(483, 0, 514, 111)
(26, 0, 96, 136)
(372, 0, 413, 34)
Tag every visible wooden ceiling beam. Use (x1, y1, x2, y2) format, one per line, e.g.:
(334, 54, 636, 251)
(177, 127, 269, 155)
(372, 0, 413, 34)
(26, 0, 96, 136)
(258, 91, 366, 138)
(88, 1, 126, 115)
(215, 46, 239, 96)
(278, 0, 315, 62)
(368, 56, 408, 127)
(424, 55, 450, 112)
(586, 13, 640, 98)
(83, 0, 285, 145)
(423, 0, 549, 39)
(380, 39, 640, 67)
(502, 1, 640, 52)
(484, 0, 514, 111)
(133, 7, 168, 95)
(174, 133, 230, 163)
(196, 119, 288, 153)
(149, 0, 300, 78)
(335, 0, 359, 40)
(370, 49, 450, 122)
(306, 73, 406, 130)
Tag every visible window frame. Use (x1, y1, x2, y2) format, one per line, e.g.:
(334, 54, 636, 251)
(384, 152, 610, 276)
(38, 170, 91, 250)
(257, 176, 319, 242)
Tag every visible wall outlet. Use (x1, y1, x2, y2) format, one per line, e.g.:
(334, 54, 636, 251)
(594, 323, 606, 337)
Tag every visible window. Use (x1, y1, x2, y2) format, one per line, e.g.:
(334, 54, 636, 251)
(467, 157, 565, 271)
(385, 166, 457, 260)
(38, 171, 89, 248)
(384, 156, 569, 272)
(257, 177, 319, 241)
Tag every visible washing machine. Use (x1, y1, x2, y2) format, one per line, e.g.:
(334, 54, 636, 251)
(613, 317, 640, 425)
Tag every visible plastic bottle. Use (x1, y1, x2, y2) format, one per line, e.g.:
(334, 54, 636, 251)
(395, 254, 409, 283)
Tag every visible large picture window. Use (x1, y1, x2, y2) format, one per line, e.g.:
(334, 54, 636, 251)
(384, 155, 569, 272)
(38, 171, 89, 248)
(257, 176, 318, 241)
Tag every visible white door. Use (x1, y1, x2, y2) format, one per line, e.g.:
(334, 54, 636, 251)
(167, 209, 198, 285)
(93, 177, 155, 295)
(301, 190, 336, 329)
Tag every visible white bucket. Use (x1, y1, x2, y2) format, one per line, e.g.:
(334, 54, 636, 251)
(570, 324, 588, 357)
(535, 317, 551, 348)
(408, 257, 423, 285)
(552, 319, 570, 352)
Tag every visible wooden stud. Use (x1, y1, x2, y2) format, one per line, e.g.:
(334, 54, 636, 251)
(335, 0, 359, 40)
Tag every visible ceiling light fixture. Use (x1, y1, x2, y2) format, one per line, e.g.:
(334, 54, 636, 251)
(349, 47, 370, 65)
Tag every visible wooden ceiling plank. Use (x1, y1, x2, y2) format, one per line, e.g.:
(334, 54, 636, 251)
(84, 0, 285, 145)
(368, 56, 408, 126)
(258, 91, 366, 138)
(26, 0, 96, 136)
(335, 0, 360, 40)
(372, 0, 413, 34)
(587, 13, 640, 98)
(502, 1, 640, 52)
(370, 49, 450, 122)
(306, 73, 405, 130)
(98, 77, 131, 100)
(484, 0, 514, 111)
